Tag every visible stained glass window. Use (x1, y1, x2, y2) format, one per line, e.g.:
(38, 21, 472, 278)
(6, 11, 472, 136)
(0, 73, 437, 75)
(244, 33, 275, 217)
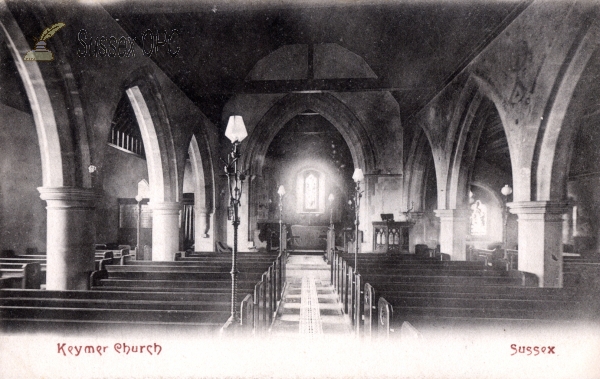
(470, 200, 487, 236)
(304, 173, 318, 210)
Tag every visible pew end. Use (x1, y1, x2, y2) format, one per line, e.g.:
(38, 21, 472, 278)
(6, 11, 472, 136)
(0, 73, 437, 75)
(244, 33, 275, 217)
(378, 297, 393, 338)
(240, 294, 254, 333)
(120, 254, 132, 265)
(363, 283, 376, 339)
(89, 270, 108, 288)
(508, 270, 539, 287)
(22, 263, 42, 289)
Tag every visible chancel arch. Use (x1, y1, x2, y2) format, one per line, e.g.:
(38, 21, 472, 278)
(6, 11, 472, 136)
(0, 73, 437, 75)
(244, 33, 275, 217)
(250, 111, 355, 251)
(240, 93, 375, 249)
(243, 92, 376, 177)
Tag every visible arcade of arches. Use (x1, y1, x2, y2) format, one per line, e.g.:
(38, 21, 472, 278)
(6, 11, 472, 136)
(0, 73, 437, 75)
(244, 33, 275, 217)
(1, 3, 600, 292)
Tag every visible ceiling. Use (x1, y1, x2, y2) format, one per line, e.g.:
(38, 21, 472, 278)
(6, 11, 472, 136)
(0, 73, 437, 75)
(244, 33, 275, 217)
(104, 0, 529, 127)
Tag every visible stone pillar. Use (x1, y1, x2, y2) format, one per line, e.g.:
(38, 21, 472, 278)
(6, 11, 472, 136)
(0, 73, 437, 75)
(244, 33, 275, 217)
(195, 209, 214, 252)
(509, 201, 568, 288)
(434, 209, 470, 260)
(38, 187, 98, 290)
(150, 202, 180, 261)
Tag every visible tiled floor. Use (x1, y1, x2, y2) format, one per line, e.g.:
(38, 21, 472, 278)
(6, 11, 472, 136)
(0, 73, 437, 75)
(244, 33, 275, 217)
(270, 255, 352, 338)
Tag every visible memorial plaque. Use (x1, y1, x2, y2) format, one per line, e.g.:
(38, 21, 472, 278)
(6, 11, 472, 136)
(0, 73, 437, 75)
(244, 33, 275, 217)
(119, 203, 152, 229)
(140, 204, 152, 228)
(119, 204, 137, 229)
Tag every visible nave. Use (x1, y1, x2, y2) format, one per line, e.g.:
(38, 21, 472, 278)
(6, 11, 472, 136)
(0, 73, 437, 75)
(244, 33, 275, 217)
(270, 255, 351, 338)
(2, 1, 600, 377)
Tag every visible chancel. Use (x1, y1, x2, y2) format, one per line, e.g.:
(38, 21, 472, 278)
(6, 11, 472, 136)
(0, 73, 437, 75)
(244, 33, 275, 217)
(0, 0, 599, 377)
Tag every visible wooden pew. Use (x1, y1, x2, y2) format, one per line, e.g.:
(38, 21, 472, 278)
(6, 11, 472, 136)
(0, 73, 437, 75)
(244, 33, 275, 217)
(349, 252, 600, 338)
(0, 288, 232, 334)
(94, 250, 288, 334)
(0, 247, 287, 335)
(375, 290, 598, 338)
(331, 250, 542, 338)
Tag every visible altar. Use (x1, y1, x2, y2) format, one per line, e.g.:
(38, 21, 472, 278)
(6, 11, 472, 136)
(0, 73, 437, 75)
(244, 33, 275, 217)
(290, 225, 329, 251)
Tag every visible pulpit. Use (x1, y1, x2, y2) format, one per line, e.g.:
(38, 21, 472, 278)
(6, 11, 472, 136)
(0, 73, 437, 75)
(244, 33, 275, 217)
(372, 221, 411, 253)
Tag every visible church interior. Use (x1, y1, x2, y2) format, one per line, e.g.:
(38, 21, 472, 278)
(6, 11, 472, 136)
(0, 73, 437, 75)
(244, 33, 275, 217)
(1, 0, 600, 377)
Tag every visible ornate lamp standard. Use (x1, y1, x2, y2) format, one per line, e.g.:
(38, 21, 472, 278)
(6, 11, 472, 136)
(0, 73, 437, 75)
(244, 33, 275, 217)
(328, 193, 335, 225)
(135, 194, 143, 258)
(501, 184, 513, 249)
(352, 168, 364, 274)
(224, 115, 248, 323)
(277, 185, 286, 255)
(327, 193, 335, 262)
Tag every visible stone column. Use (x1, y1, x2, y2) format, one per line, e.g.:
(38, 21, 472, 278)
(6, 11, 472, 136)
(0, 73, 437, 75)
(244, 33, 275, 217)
(509, 201, 569, 288)
(38, 187, 98, 290)
(150, 201, 180, 261)
(434, 209, 470, 260)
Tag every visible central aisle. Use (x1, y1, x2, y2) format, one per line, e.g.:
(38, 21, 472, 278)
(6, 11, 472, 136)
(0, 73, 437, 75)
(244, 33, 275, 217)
(270, 255, 352, 337)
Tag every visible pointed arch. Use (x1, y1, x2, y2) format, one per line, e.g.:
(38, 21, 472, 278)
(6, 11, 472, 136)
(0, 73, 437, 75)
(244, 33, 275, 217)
(188, 133, 215, 213)
(534, 18, 600, 201)
(124, 77, 179, 203)
(0, 5, 64, 187)
(242, 92, 376, 176)
(404, 128, 435, 212)
(442, 74, 515, 210)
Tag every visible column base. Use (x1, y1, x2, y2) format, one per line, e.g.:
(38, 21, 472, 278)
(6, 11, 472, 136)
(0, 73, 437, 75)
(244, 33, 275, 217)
(509, 201, 568, 288)
(151, 202, 181, 261)
(38, 187, 99, 290)
(434, 209, 470, 260)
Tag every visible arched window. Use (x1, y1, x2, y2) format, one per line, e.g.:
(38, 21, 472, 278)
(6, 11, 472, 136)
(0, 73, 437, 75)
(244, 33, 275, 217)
(296, 169, 326, 214)
(470, 200, 487, 236)
(304, 173, 318, 210)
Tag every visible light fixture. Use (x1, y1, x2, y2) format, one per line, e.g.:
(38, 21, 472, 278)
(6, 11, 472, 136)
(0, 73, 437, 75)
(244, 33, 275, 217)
(225, 115, 248, 143)
(328, 193, 335, 225)
(352, 168, 364, 183)
(224, 115, 248, 323)
(501, 184, 513, 197)
(352, 168, 364, 274)
(134, 194, 143, 258)
(501, 184, 512, 251)
(278, 185, 285, 256)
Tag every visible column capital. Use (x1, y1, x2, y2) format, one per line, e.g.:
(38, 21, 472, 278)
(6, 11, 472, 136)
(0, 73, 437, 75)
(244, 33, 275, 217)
(38, 186, 99, 209)
(150, 201, 181, 214)
(508, 201, 569, 221)
(434, 208, 470, 220)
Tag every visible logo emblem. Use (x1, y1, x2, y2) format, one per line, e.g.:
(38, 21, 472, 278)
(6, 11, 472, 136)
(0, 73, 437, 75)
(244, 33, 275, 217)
(24, 22, 65, 62)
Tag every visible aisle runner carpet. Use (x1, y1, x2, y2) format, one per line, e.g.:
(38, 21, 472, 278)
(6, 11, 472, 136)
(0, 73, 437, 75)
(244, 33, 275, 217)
(299, 274, 323, 337)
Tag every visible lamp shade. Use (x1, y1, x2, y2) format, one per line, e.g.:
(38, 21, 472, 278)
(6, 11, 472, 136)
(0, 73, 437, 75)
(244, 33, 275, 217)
(134, 195, 143, 203)
(225, 115, 248, 143)
(328, 193, 334, 202)
(277, 185, 286, 196)
(352, 168, 364, 183)
(501, 184, 513, 197)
